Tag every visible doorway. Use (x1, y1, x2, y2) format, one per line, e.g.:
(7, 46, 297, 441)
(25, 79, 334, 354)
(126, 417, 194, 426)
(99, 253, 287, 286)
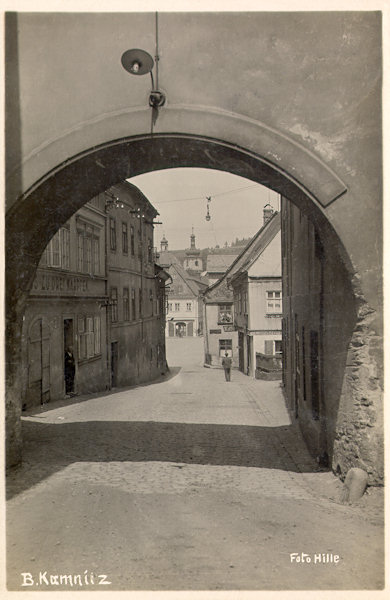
(26, 318, 50, 408)
(175, 322, 186, 338)
(64, 318, 75, 395)
(111, 341, 118, 387)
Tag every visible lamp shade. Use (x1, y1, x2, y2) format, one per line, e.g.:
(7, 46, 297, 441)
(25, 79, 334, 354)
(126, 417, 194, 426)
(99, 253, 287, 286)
(121, 49, 154, 75)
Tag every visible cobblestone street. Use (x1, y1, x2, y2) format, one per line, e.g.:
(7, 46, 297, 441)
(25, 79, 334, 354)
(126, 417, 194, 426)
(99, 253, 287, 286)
(6, 337, 384, 591)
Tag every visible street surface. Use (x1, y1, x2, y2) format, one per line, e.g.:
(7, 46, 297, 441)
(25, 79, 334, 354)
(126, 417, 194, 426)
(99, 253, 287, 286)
(6, 337, 384, 590)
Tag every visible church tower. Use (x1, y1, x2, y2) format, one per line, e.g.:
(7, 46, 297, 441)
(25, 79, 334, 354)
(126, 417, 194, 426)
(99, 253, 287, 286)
(184, 228, 202, 272)
(160, 234, 168, 252)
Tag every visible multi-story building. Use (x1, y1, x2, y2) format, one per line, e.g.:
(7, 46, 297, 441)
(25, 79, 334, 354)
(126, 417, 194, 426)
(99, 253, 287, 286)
(203, 205, 281, 373)
(102, 181, 169, 387)
(21, 196, 109, 408)
(228, 211, 281, 377)
(281, 197, 350, 466)
(21, 182, 168, 409)
(202, 276, 237, 368)
(158, 235, 207, 338)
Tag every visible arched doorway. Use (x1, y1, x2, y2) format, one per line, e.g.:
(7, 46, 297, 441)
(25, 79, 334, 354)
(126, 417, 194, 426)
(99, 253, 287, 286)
(175, 322, 187, 338)
(6, 133, 382, 485)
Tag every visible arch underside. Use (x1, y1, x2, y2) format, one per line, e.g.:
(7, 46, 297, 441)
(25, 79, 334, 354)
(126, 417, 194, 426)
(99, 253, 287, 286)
(7, 133, 352, 291)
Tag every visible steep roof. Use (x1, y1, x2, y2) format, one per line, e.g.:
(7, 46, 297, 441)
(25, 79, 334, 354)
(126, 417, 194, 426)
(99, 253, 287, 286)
(203, 211, 281, 300)
(206, 254, 237, 273)
(165, 261, 205, 299)
(157, 250, 181, 268)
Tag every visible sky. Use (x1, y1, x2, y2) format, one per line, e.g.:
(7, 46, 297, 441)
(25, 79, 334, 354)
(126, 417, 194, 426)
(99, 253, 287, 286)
(129, 168, 280, 251)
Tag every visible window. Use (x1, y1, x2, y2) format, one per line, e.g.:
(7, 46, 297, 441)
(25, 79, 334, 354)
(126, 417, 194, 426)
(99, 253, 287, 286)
(264, 340, 282, 356)
(110, 287, 118, 322)
(130, 226, 135, 256)
(123, 288, 130, 321)
(243, 291, 248, 315)
(175, 302, 180, 311)
(266, 291, 282, 314)
(60, 228, 70, 269)
(218, 304, 233, 324)
(41, 227, 70, 269)
(92, 238, 99, 274)
(78, 315, 101, 360)
(122, 222, 128, 254)
(131, 288, 136, 320)
(219, 339, 233, 357)
(186, 302, 192, 311)
(110, 217, 116, 251)
(77, 221, 101, 275)
(168, 302, 173, 312)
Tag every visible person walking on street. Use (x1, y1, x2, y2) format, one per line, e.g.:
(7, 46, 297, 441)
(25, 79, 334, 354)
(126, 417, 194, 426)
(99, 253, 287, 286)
(222, 351, 232, 382)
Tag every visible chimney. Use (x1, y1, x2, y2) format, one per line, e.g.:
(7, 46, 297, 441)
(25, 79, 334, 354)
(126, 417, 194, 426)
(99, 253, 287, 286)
(263, 203, 275, 226)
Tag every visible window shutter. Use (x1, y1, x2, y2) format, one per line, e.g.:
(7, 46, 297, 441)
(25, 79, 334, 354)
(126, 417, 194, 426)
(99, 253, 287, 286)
(264, 340, 274, 355)
(168, 321, 174, 337)
(187, 321, 194, 337)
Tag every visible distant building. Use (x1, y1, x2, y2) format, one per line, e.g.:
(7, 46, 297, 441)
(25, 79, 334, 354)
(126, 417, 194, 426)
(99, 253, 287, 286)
(158, 234, 208, 337)
(202, 276, 237, 368)
(21, 182, 168, 409)
(183, 228, 203, 273)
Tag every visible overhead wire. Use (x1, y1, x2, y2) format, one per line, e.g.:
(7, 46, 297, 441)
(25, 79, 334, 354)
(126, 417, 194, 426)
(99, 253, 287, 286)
(156, 183, 262, 205)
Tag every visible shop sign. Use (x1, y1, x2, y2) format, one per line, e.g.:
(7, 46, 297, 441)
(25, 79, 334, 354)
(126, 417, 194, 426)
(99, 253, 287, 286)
(32, 272, 90, 294)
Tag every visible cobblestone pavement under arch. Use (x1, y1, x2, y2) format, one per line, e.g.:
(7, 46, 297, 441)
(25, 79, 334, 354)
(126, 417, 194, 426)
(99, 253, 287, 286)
(6, 337, 383, 591)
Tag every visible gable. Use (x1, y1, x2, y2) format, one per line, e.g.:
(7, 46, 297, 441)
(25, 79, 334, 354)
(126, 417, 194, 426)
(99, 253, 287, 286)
(248, 231, 281, 277)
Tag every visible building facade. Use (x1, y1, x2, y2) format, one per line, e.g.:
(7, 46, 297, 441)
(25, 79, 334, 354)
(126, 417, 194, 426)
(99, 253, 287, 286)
(203, 277, 238, 368)
(203, 206, 281, 372)
(281, 196, 383, 481)
(229, 211, 282, 377)
(21, 182, 168, 409)
(102, 181, 168, 387)
(158, 236, 207, 338)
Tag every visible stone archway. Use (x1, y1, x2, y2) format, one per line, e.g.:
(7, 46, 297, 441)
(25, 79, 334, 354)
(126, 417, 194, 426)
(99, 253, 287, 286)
(6, 132, 382, 483)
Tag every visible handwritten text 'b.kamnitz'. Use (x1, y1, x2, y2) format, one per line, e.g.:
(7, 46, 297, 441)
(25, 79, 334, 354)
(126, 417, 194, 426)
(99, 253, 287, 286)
(21, 571, 111, 587)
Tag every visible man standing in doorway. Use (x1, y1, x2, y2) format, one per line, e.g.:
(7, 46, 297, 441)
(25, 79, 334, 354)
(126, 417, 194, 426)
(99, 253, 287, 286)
(64, 346, 75, 396)
(222, 351, 232, 382)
